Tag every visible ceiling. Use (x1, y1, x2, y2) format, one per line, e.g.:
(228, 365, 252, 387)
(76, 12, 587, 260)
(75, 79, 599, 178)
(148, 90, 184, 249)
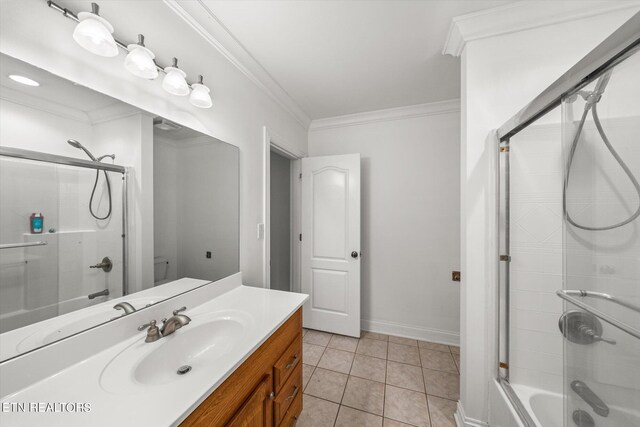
(201, 0, 515, 119)
(0, 53, 121, 113)
(1, 54, 205, 143)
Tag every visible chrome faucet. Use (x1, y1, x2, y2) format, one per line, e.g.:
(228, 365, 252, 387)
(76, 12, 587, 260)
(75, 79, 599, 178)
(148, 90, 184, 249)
(160, 314, 191, 336)
(113, 302, 136, 315)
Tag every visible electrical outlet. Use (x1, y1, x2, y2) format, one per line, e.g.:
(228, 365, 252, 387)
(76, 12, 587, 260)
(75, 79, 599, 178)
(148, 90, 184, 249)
(206, 251, 212, 259)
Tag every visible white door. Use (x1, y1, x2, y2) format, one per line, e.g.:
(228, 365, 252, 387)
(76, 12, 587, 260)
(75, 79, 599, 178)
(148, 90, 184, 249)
(301, 154, 360, 337)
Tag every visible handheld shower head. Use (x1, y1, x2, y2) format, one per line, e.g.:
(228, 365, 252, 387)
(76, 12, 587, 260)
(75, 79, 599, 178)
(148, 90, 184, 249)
(66, 139, 114, 220)
(67, 139, 97, 161)
(594, 70, 612, 97)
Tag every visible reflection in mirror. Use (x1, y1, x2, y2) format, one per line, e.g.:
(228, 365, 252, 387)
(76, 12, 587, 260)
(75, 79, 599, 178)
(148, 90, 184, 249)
(153, 119, 239, 284)
(0, 53, 239, 361)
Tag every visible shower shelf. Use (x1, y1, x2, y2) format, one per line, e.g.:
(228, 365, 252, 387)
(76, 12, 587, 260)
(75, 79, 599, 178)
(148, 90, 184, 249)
(557, 289, 640, 340)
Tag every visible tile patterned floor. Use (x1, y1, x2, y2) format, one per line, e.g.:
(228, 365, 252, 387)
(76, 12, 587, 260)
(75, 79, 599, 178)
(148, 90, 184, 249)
(297, 329, 460, 427)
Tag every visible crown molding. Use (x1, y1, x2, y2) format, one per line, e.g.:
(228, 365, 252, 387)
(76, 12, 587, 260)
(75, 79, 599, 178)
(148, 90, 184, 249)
(0, 84, 90, 124)
(308, 99, 460, 132)
(163, 0, 311, 130)
(443, 1, 640, 57)
(87, 103, 145, 125)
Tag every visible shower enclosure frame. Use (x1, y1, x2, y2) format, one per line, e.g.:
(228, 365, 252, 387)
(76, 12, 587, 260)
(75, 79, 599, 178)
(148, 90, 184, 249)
(0, 145, 129, 297)
(495, 11, 640, 427)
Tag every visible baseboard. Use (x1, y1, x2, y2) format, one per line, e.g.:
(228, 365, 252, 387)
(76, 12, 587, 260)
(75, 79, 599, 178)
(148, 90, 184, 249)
(361, 318, 459, 346)
(456, 401, 489, 427)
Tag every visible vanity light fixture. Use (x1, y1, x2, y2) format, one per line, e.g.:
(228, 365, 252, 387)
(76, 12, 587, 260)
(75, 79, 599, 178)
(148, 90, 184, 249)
(8, 75, 40, 87)
(72, 3, 118, 57)
(162, 58, 189, 96)
(124, 34, 158, 80)
(189, 75, 213, 108)
(47, 1, 213, 108)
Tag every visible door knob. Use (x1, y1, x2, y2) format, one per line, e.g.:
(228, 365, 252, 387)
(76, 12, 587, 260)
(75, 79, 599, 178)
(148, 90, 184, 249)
(351, 251, 359, 259)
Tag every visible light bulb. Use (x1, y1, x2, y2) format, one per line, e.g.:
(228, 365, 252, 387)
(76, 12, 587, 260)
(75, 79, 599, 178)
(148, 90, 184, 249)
(162, 58, 189, 96)
(72, 4, 118, 57)
(125, 35, 158, 79)
(189, 75, 212, 108)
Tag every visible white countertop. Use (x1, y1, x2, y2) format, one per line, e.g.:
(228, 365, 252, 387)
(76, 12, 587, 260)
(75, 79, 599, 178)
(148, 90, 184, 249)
(0, 281, 307, 426)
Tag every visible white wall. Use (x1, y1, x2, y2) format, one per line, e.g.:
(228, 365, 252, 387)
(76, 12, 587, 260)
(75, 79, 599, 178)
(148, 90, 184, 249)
(177, 139, 240, 282)
(153, 139, 179, 283)
(456, 5, 640, 425)
(153, 135, 240, 285)
(308, 104, 461, 343)
(270, 151, 291, 292)
(0, 0, 308, 288)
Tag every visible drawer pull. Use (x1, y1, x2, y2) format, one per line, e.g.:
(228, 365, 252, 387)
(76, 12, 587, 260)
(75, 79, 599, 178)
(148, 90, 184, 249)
(269, 392, 275, 401)
(285, 385, 299, 402)
(285, 355, 299, 370)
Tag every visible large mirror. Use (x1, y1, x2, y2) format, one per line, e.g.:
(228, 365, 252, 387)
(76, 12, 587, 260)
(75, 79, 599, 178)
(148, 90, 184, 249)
(0, 53, 239, 361)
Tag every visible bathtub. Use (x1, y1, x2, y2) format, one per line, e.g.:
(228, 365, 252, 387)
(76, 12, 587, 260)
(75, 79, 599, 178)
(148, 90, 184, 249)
(510, 384, 640, 427)
(510, 385, 562, 427)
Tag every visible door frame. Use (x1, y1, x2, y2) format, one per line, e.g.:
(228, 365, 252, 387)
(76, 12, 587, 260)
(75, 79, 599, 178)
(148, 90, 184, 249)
(262, 127, 304, 291)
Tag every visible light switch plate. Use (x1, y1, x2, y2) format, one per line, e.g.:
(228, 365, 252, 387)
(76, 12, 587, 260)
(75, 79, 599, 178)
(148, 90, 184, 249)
(257, 223, 265, 240)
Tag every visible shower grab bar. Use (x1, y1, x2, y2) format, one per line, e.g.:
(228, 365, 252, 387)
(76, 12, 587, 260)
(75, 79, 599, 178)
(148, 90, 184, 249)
(0, 241, 48, 250)
(557, 290, 640, 340)
(563, 290, 640, 314)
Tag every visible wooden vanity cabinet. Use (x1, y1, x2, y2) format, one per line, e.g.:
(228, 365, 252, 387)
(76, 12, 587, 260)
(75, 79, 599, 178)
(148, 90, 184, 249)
(181, 308, 303, 427)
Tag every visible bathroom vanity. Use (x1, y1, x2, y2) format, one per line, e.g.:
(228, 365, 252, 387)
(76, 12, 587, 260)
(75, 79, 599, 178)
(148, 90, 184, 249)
(182, 308, 302, 426)
(0, 274, 308, 426)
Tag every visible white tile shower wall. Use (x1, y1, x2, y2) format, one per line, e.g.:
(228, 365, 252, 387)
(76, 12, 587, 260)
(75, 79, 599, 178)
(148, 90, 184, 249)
(509, 121, 564, 394)
(562, 57, 640, 420)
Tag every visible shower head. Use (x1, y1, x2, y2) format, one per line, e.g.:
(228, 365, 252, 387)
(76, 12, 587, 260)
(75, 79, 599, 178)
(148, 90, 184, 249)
(67, 139, 97, 161)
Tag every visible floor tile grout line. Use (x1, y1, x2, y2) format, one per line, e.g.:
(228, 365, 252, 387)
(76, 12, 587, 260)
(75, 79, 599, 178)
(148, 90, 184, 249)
(303, 329, 458, 426)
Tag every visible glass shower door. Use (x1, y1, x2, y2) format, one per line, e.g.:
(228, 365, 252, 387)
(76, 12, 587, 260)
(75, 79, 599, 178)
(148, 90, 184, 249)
(0, 157, 60, 332)
(0, 156, 125, 334)
(561, 48, 640, 427)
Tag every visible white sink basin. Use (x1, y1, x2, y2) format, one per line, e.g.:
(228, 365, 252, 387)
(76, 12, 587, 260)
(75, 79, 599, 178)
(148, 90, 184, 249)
(99, 310, 253, 394)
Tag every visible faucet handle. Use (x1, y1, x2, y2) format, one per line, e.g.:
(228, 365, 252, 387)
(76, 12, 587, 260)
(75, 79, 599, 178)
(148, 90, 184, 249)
(138, 320, 157, 331)
(173, 306, 187, 316)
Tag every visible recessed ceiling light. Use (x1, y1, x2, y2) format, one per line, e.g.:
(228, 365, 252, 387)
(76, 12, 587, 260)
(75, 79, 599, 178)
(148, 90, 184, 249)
(8, 75, 40, 87)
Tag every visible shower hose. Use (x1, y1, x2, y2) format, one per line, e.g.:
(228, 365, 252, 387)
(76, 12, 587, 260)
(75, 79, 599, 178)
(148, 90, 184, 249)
(563, 96, 640, 231)
(90, 169, 112, 220)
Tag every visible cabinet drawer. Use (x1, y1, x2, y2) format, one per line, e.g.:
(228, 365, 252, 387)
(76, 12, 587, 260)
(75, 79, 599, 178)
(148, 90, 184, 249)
(274, 334, 301, 393)
(274, 363, 302, 426)
(278, 391, 302, 427)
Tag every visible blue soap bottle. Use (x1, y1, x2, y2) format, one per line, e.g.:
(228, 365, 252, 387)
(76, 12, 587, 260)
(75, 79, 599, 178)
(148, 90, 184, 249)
(30, 213, 43, 234)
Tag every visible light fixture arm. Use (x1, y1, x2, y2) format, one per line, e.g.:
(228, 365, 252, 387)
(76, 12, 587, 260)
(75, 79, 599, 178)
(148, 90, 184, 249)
(47, 0, 200, 88)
